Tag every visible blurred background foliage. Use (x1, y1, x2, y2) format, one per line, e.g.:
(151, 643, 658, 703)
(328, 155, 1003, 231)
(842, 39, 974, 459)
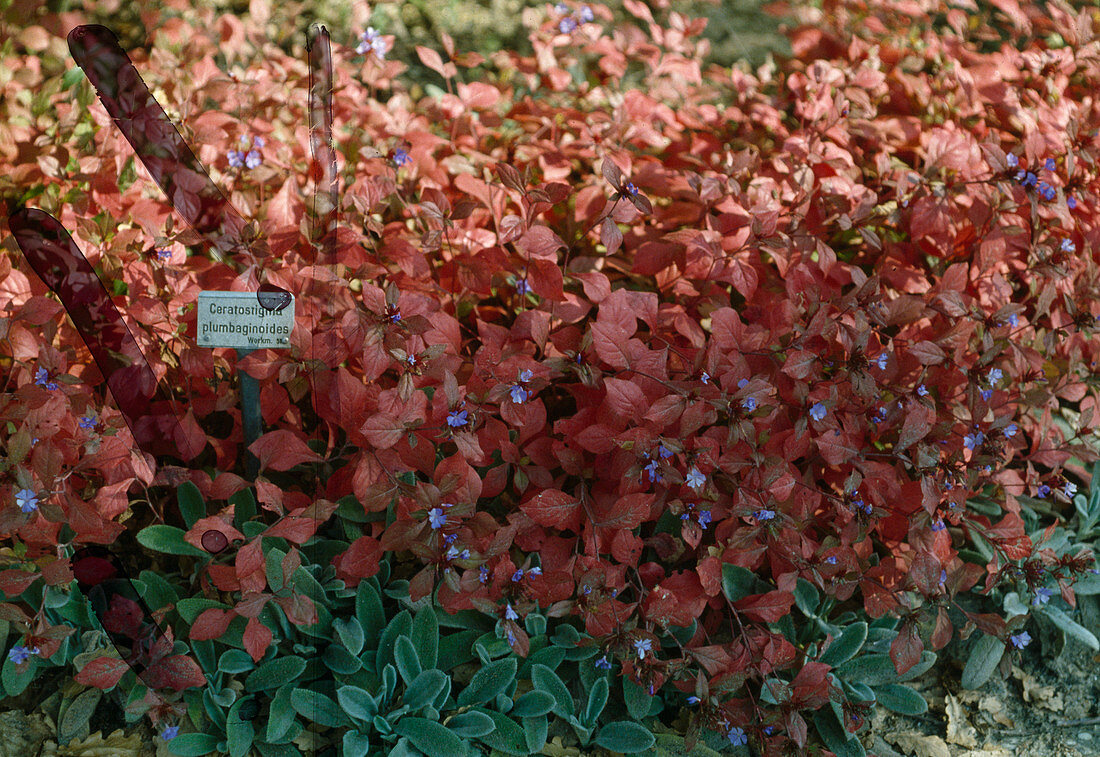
(11, 0, 796, 95)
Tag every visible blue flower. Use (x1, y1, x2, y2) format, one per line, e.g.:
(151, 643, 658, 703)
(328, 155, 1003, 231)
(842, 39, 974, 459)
(727, 726, 748, 746)
(519, 369, 533, 383)
(15, 489, 38, 514)
(506, 629, 516, 646)
(515, 278, 529, 295)
(700, 371, 710, 384)
(687, 695, 700, 704)
(1032, 587, 1053, 606)
(510, 385, 529, 404)
(34, 367, 58, 391)
(1037, 484, 1051, 498)
(161, 725, 180, 741)
(227, 150, 244, 168)
(861, 502, 873, 514)
(1068, 195, 1077, 209)
(657, 443, 673, 459)
(917, 384, 929, 397)
(1006, 153, 1018, 168)
(393, 147, 411, 166)
(738, 378, 749, 388)
(939, 569, 947, 586)
(825, 556, 838, 565)
(511, 569, 524, 582)
(244, 150, 262, 169)
(1020, 171, 1038, 188)
(755, 509, 775, 521)
(7, 645, 39, 664)
(763, 725, 777, 736)
(1004, 423, 1017, 438)
(1003, 313, 1019, 328)
(634, 638, 652, 659)
(964, 430, 985, 451)
(357, 27, 388, 59)
(876, 352, 889, 370)
(644, 459, 662, 484)
(1064, 481, 1077, 497)
(156, 249, 171, 262)
(528, 567, 542, 576)
(685, 467, 705, 489)
(1061, 238, 1075, 253)
(1045, 157, 1056, 171)
(697, 510, 712, 528)
(742, 397, 757, 412)
(252, 136, 265, 149)
(595, 655, 612, 670)
(504, 603, 519, 620)
(980, 389, 993, 402)
(988, 367, 1003, 386)
(447, 409, 468, 427)
(624, 182, 639, 196)
(479, 565, 490, 583)
(580, 5, 594, 22)
(1038, 182, 1056, 201)
(555, 2, 569, 12)
(559, 16, 578, 33)
(428, 508, 447, 529)
(931, 519, 946, 532)
(1010, 631, 1032, 649)
(79, 413, 96, 430)
(809, 402, 826, 421)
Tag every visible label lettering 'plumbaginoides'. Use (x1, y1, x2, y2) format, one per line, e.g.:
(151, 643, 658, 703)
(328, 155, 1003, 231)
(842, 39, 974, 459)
(197, 291, 295, 349)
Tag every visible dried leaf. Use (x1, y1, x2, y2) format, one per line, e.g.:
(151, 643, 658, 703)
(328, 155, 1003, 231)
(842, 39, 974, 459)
(944, 693, 979, 747)
(888, 731, 951, 757)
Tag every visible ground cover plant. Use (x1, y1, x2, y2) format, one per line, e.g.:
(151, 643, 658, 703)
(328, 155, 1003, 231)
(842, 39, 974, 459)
(0, 0, 1099, 754)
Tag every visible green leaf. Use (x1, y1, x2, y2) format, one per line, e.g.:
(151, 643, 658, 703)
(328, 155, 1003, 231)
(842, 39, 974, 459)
(1040, 605, 1100, 651)
(593, 721, 655, 754)
(472, 709, 528, 755)
(813, 707, 865, 757)
(226, 697, 256, 757)
(267, 684, 297, 743)
(584, 677, 609, 725)
(323, 642, 362, 675)
(821, 622, 867, 666)
(447, 710, 495, 738)
(219, 649, 256, 674)
(793, 578, 820, 616)
(62, 66, 85, 90)
(960, 634, 1005, 690)
(457, 657, 517, 707)
(247, 656, 307, 692)
(721, 564, 756, 602)
(1071, 572, 1100, 595)
(137, 569, 179, 612)
(177, 481, 206, 530)
(404, 669, 449, 712)
(393, 717, 467, 757)
(342, 731, 372, 755)
(511, 690, 556, 718)
(395, 635, 422, 684)
(59, 688, 101, 746)
(376, 610, 412, 674)
(411, 606, 439, 669)
(176, 598, 231, 624)
(290, 688, 347, 728)
(438, 629, 480, 671)
(873, 683, 928, 715)
(168, 734, 221, 756)
(230, 487, 258, 531)
(531, 663, 572, 718)
(334, 616, 365, 656)
(265, 547, 286, 594)
(623, 676, 652, 721)
(836, 651, 937, 687)
(1, 652, 35, 697)
(336, 684, 377, 723)
(136, 525, 207, 557)
(524, 715, 548, 753)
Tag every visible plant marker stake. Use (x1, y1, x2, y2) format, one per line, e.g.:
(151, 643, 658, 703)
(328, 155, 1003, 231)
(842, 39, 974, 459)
(236, 347, 262, 480)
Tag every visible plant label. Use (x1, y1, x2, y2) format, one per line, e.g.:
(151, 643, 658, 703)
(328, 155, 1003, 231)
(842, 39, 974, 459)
(197, 290, 295, 349)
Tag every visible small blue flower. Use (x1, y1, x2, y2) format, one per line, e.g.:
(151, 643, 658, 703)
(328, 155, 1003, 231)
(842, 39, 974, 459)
(738, 378, 749, 388)
(447, 409, 468, 427)
(444, 533, 458, 546)
(244, 150, 262, 169)
(518, 369, 533, 384)
(685, 467, 705, 489)
(656, 443, 673, 459)
(727, 726, 748, 746)
(861, 502, 873, 514)
(876, 352, 889, 370)
(479, 566, 490, 584)
(1021, 171, 1038, 188)
(939, 569, 947, 586)
(1032, 587, 1053, 606)
(428, 508, 447, 529)
(1004, 423, 1017, 438)
(555, 2, 569, 12)
(1064, 481, 1077, 497)
(763, 725, 777, 736)
(559, 16, 578, 33)
(825, 556, 837, 565)
(634, 638, 652, 659)
(980, 389, 993, 402)
(1004, 313, 1019, 328)
(1006, 153, 1019, 168)
(1061, 238, 1075, 253)
(504, 603, 519, 620)
(1045, 157, 1056, 171)
(156, 249, 172, 262)
(7, 645, 39, 664)
(917, 384, 929, 397)
(579, 5, 594, 22)
(528, 566, 541, 576)
(227, 150, 244, 168)
(644, 459, 662, 484)
(988, 367, 1003, 386)
(1010, 631, 1032, 649)
(515, 278, 529, 295)
(510, 385, 529, 404)
(511, 569, 524, 582)
(506, 629, 516, 646)
(252, 136, 265, 149)
(1037, 484, 1051, 499)
(701, 371, 710, 384)
(1038, 182, 1056, 201)
(931, 519, 946, 532)
(15, 489, 38, 514)
(697, 510, 711, 528)
(79, 413, 96, 430)
(964, 430, 985, 451)
(34, 367, 59, 391)
(809, 402, 826, 421)
(687, 695, 700, 704)
(357, 27, 388, 59)
(755, 509, 775, 521)
(741, 397, 757, 412)
(595, 655, 612, 670)
(1068, 195, 1077, 209)
(161, 725, 180, 741)
(624, 182, 639, 196)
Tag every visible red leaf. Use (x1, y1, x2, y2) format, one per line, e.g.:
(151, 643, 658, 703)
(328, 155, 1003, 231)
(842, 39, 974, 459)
(602, 377, 648, 423)
(896, 401, 935, 453)
(931, 606, 953, 650)
(140, 654, 207, 691)
(602, 158, 623, 188)
(0, 569, 40, 598)
(601, 217, 623, 255)
(185, 516, 246, 553)
(908, 340, 946, 365)
(332, 535, 383, 588)
(987, 511, 1032, 560)
(189, 608, 234, 641)
(360, 414, 405, 450)
(498, 214, 525, 244)
(518, 225, 566, 260)
(74, 656, 130, 689)
(264, 516, 322, 544)
(243, 616, 272, 663)
(267, 176, 303, 231)
(593, 493, 651, 533)
(890, 620, 924, 676)
(521, 489, 581, 531)
(416, 45, 454, 79)
(103, 595, 145, 639)
(735, 590, 794, 623)
(249, 430, 323, 472)
(276, 593, 318, 627)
